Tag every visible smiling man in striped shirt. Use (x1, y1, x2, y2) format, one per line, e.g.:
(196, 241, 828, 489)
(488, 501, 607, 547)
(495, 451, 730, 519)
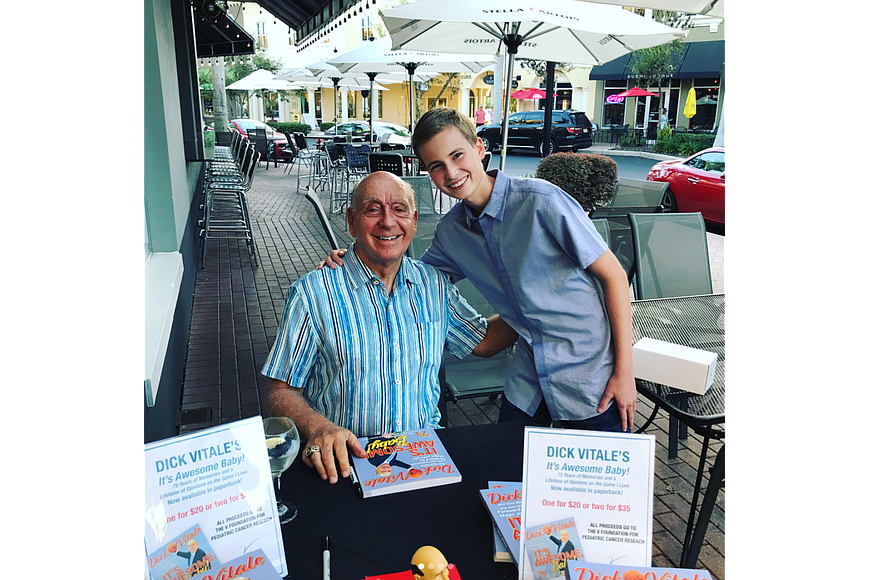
(262, 172, 517, 484)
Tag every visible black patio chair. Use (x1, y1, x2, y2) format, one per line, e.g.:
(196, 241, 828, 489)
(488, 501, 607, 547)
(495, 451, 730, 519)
(368, 152, 404, 177)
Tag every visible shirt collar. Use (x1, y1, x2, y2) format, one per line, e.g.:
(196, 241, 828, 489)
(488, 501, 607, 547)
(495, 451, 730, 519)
(343, 243, 422, 292)
(462, 168, 507, 225)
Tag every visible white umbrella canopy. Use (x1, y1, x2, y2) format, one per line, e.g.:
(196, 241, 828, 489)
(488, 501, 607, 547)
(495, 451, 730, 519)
(383, 0, 686, 168)
(276, 60, 407, 130)
(578, 0, 723, 19)
(226, 69, 296, 122)
(326, 37, 497, 132)
(226, 68, 295, 91)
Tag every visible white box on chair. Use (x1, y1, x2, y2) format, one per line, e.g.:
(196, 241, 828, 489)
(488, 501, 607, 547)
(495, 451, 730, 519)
(632, 337, 717, 395)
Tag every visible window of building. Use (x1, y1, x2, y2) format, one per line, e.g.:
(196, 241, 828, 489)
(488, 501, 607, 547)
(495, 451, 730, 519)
(689, 77, 720, 131)
(602, 79, 628, 126)
(256, 22, 268, 48)
(428, 98, 447, 109)
(361, 14, 375, 41)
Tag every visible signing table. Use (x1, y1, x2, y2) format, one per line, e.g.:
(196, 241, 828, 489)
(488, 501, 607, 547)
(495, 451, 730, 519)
(631, 293, 725, 568)
(276, 421, 526, 579)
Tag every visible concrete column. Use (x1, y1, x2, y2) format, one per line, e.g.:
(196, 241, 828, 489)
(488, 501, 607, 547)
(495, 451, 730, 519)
(341, 87, 349, 122)
(461, 88, 470, 117)
(304, 88, 316, 128)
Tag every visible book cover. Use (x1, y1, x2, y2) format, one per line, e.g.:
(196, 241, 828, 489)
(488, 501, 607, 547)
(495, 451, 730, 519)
(478, 481, 522, 565)
(565, 561, 712, 580)
(350, 429, 461, 498)
(523, 516, 585, 580)
(203, 549, 283, 580)
(146, 523, 219, 580)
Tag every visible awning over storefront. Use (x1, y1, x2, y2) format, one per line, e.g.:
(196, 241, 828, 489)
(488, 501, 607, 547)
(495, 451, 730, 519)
(193, 1, 256, 58)
(589, 40, 723, 81)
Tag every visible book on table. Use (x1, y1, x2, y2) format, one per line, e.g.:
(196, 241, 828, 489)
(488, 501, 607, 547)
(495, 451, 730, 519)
(479, 481, 523, 566)
(565, 561, 712, 580)
(349, 428, 461, 498)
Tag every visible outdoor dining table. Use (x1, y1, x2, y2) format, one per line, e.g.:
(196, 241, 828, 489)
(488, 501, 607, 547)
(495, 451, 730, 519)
(275, 420, 526, 580)
(631, 293, 725, 569)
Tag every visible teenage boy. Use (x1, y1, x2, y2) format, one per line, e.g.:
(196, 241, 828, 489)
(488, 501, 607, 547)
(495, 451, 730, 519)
(323, 107, 636, 432)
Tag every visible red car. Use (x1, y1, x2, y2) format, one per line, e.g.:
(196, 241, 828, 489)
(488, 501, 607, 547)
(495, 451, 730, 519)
(647, 147, 725, 230)
(229, 119, 291, 161)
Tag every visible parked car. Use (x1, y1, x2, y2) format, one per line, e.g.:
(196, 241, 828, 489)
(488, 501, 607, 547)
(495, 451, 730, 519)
(323, 121, 412, 147)
(229, 119, 291, 161)
(646, 147, 725, 230)
(476, 109, 595, 156)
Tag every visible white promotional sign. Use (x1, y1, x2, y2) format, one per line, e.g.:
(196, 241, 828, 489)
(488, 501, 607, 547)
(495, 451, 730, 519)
(519, 427, 656, 579)
(144, 416, 287, 577)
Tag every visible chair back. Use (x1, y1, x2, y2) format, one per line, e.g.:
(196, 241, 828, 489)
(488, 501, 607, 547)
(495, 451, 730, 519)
(402, 175, 436, 215)
(304, 190, 341, 251)
(482, 151, 492, 171)
(591, 218, 611, 247)
(609, 178, 669, 209)
(215, 131, 234, 147)
(379, 143, 404, 152)
(247, 127, 269, 162)
(281, 132, 299, 156)
(345, 145, 369, 171)
(368, 152, 404, 176)
(324, 141, 343, 164)
(629, 212, 713, 300)
(294, 133, 309, 150)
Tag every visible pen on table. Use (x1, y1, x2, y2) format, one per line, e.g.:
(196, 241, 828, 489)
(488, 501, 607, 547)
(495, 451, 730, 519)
(323, 535, 331, 580)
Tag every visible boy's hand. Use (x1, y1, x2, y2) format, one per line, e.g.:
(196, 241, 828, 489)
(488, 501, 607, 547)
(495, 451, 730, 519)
(597, 370, 636, 432)
(317, 249, 347, 270)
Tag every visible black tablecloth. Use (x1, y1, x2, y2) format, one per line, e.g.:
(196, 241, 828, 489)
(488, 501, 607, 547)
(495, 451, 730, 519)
(277, 421, 526, 579)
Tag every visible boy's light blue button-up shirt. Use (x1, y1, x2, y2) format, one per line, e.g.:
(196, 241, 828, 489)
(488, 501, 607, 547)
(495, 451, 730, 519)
(421, 170, 613, 421)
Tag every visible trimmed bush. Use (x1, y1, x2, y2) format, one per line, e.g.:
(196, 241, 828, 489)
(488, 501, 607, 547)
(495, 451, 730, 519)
(535, 152, 618, 212)
(267, 121, 311, 135)
(654, 131, 715, 157)
(319, 122, 335, 132)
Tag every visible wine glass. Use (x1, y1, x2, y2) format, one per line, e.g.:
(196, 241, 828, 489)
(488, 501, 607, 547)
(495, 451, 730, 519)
(263, 416, 300, 524)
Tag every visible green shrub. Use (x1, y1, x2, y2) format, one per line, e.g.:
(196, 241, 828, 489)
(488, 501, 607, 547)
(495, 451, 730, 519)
(320, 122, 335, 132)
(654, 131, 715, 157)
(535, 152, 618, 212)
(267, 121, 311, 135)
(619, 132, 646, 148)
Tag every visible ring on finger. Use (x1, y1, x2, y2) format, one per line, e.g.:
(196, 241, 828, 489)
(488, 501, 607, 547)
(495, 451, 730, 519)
(305, 445, 321, 459)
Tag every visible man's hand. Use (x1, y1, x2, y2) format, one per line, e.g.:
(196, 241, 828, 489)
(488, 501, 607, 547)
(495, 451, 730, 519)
(303, 424, 367, 484)
(316, 249, 347, 270)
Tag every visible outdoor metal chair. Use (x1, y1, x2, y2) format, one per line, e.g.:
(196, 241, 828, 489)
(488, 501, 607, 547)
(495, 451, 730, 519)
(406, 225, 511, 406)
(200, 150, 261, 268)
(378, 143, 405, 152)
(402, 175, 436, 215)
(294, 133, 323, 192)
(247, 127, 271, 169)
(368, 152, 404, 177)
(304, 189, 341, 251)
(609, 178, 669, 209)
(482, 151, 492, 171)
(628, 212, 713, 300)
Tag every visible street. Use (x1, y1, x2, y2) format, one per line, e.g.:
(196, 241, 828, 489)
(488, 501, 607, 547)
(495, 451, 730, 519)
(492, 150, 658, 180)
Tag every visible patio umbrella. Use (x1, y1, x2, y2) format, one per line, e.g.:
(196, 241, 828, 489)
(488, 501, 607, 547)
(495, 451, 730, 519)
(326, 37, 496, 134)
(511, 88, 555, 100)
(226, 69, 297, 122)
(695, 96, 718, 106)
(382, 0, 686, 170)
(683, 87, 697, 119)
(276, 60, 408, 132)
(616, 86, 657, 98)
(574, 0, 723, 18)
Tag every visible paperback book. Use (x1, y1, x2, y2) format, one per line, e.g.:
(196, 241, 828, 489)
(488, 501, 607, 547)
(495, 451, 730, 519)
(478, 481, 523, 565)
(565, 561, 712, 580)
(204, 549, 283, 580)
(146, 523, 220, 580)
(523, 516, 585, 580)
(349, 429, 461, 498)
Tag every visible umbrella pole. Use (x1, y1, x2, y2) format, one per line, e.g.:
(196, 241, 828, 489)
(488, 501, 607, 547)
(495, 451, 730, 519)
(333, 78, 339, 130)
(367, 72, 377, 145)
(499, 29, 523, 172)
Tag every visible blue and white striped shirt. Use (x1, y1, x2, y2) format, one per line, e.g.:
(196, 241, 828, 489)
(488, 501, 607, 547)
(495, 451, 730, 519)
(261, 244, 488, 437)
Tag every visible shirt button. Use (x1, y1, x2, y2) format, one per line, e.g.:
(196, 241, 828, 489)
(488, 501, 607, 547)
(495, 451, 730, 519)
(394, 379, 400, 385)
(393, 342, 399, 349)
